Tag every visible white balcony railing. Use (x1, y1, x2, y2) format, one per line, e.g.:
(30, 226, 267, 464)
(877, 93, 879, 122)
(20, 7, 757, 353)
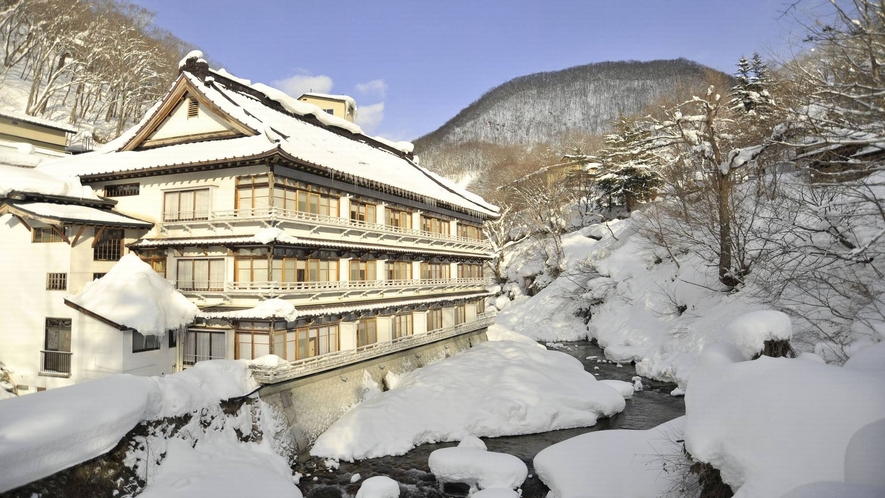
(177, 277, 490, 296)
(250, 312, 497, 384)
(161, 207, 491, 251)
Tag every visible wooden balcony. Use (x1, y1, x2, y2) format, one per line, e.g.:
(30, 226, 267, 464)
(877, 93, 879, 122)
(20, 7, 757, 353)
(176, 277, 490, 300)
(250, 312, 497, 384)
(159, 207, 491, 254)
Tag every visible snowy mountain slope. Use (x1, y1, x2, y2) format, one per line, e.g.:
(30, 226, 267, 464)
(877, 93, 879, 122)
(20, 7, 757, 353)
(414, 59, 720, 156)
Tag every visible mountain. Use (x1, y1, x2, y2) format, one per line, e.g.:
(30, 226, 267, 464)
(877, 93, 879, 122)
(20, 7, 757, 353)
(414, 59, 726, 173)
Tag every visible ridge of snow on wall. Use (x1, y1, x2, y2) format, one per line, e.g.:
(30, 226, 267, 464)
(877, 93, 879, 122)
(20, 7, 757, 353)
(0, 164, 97, 199)
(0, 360, 258, 493)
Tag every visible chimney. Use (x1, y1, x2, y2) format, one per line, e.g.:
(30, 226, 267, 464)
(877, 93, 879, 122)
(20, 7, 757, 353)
(178, 50, 209, 81)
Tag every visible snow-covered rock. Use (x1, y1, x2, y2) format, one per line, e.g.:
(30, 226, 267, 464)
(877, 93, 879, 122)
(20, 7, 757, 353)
(726, 309, 793, 359)
(428, 447, 527, 491)
(355, 476, 400, 498)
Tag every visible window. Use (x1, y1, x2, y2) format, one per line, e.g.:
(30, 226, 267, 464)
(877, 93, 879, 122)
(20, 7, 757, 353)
(164, 188, 209, 221)
(132, 331, 161, 353)
(272, 179, 339, 217)
(386, 208, 412, 230)
(283, 324, 339, 361)
(350, 201, 376, 223)
(177, 259, 224, 291)
(138, 249, 167, 276)
(46, 273, 67, 290)
(235, 249, 269, 285)
(386, 261, 412, 281)
(350, 260, 376, 281)
(421, 262, 450, 280)
(421, 215, 450, 235)
(323, 108, 334, 115)
(454, 305, 467, 325)
(184, 330, 226, 365)
(187, 97, 199, 118)
(236, 322, 270, 360)
(357, 318, 378, 347)
(272, 258, 338, 283)
(182, 330, 227, 365)
(42, 318, 71, 374)
(93, 228, 124, 261)
(93, 273, 106, 280)
(458, 224, 483, 241)
(427, 309, 443, 332)
(458, 263, 483, 279)
(168, 330, 177, 348)
(104, 183, 140, 197)
(236, 175, 270, 215)
(476, 299, 486, 315)
(32, 226, 65, 243)
(393, 314, 412, 339)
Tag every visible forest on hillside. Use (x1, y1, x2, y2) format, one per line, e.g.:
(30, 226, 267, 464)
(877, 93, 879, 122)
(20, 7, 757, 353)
(0, 0, 191, 140)
(414, 59, 722, 189)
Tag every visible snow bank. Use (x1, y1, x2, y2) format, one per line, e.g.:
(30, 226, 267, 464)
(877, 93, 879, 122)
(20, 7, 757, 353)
(429, 447, 527, 491)
(0, 375, 159, 493)
(355, 476, 400, 498)
(0, 361, 257, 493)
(310, 338, 626, 460)
(844, 341, 885, 377)
(534, 417, 685, 498)
(684, 346, 885, 497)
(68, 254, 199, 336)
(726, 310, 793, 359)
(153, 360, 259, 418)
(138, 437, 300, 498)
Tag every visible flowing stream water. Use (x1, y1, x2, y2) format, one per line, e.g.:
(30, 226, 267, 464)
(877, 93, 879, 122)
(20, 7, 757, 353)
(294, 341, 686, 498)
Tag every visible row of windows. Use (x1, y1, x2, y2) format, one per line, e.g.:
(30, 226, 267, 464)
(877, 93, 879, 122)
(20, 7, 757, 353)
(107, 175, 485, 240)
(176, 258, 482, 286)
(32, 227, 125, 261)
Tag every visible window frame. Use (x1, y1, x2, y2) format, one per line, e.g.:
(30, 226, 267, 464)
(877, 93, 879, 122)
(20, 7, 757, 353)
(46, 273, 67, 291)
(132, 330, 161, 353)
(104, 183, 140, 197)
(93, 228, 124, 261)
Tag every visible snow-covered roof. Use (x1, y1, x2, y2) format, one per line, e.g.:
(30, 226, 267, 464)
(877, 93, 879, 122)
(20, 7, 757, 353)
(198, 291, 491, 320)
(0, 164, 97, 199)
(66, 254, 199, 336)
(0, 109, 77, 133)
(4, 201, 153, 228)
(38, 66, 498, 218)
(130, 230, 491, 258)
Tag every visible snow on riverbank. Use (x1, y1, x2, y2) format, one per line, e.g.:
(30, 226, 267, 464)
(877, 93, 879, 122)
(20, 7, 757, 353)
(310, 335, 628, 461)
(685, 342, 885, 497)
(0, 361, 257, 493)
(534, 417, 686, 498)
(494, 220, 813, 388)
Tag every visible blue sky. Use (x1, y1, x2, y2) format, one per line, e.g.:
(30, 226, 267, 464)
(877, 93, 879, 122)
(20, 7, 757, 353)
(133, 0, 806, 141)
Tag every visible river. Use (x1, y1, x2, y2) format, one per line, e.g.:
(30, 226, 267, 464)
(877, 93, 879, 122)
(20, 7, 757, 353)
(294, 340, 686, 498)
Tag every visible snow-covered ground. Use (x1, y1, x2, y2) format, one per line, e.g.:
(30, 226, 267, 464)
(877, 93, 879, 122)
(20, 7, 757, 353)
(310, 331, 629, 461)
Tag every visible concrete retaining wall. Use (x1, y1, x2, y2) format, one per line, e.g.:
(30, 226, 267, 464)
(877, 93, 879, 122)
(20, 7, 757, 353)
(259, 328, 488, 455)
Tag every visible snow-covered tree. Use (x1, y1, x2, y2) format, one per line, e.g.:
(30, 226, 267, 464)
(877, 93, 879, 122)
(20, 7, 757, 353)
(594, 115, 663, 213)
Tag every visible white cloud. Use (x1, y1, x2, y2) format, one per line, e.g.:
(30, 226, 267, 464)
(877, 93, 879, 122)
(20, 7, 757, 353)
(355, 102, 385, 134)
(271, 72, 333, 98)
(355, 79, 387, 98)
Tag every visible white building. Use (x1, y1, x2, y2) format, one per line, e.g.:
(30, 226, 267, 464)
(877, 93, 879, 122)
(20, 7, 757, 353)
(0, 166, 181, 392)
(29, 53, 498, 382)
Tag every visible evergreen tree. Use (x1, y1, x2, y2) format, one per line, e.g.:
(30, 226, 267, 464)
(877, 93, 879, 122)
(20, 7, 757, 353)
(729, 52, 774, 118)
(595, 116, 662, 212)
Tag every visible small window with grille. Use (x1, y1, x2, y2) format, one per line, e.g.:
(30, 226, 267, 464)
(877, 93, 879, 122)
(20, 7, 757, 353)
(46, 273, 67, 290)
(104, 183, 139, 197)
(187, 98, 199, 118)
(93, 228, 124, 261)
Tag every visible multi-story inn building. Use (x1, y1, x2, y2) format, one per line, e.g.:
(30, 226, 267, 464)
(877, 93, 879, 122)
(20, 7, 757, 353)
(35, 53, 498, 381)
